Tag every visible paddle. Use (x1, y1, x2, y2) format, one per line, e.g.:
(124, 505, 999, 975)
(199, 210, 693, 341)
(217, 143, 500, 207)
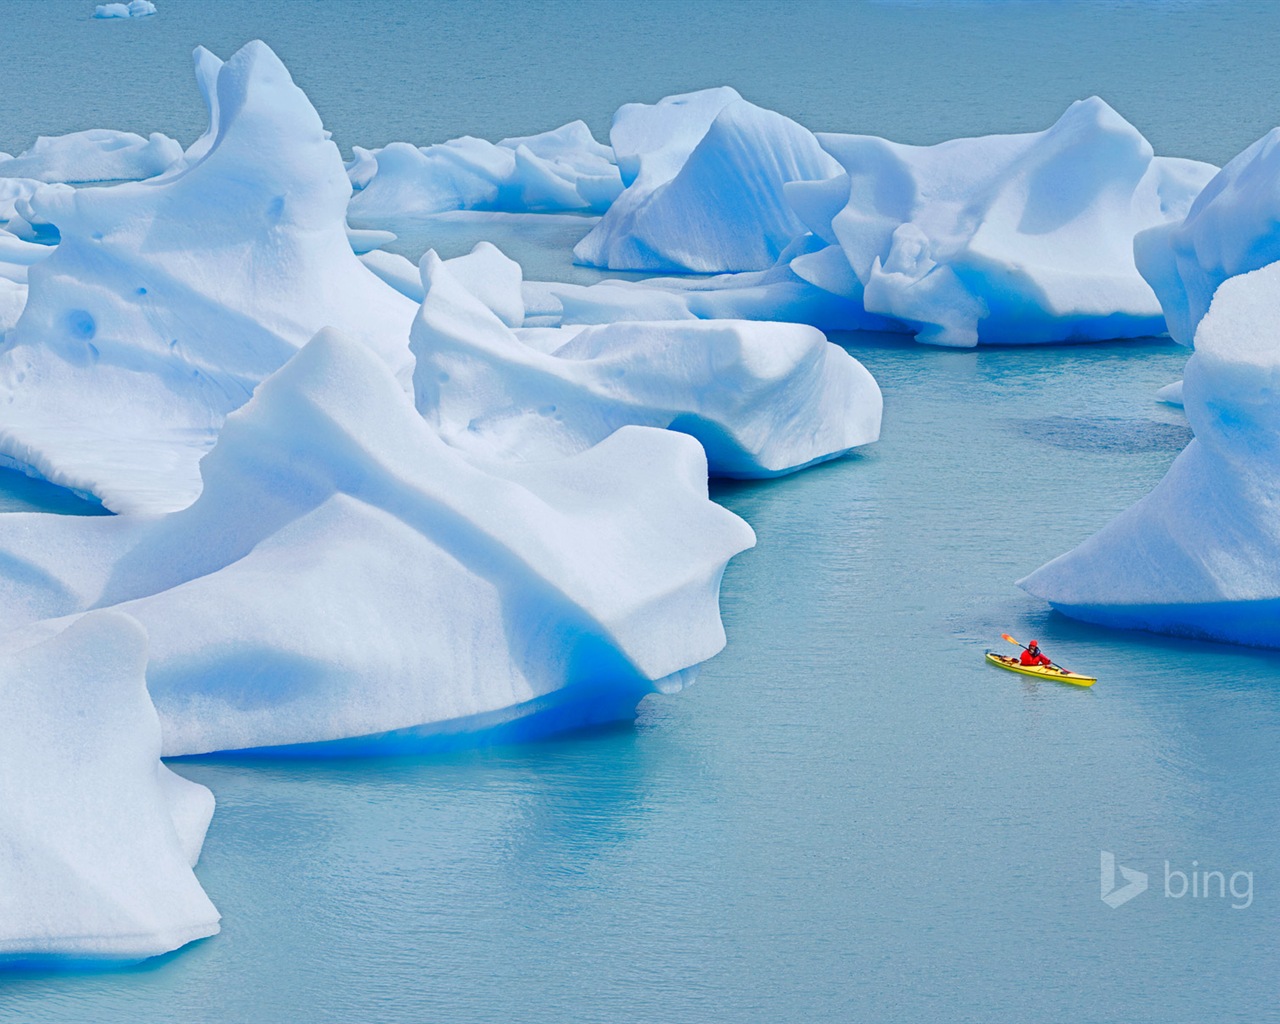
(1000, 633, 1074, 674)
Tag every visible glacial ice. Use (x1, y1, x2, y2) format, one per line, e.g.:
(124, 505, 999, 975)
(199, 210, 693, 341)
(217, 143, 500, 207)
(1134, 127, 1280, 346)
(347, 120, 622, 222)
(0, 129, 181, 184)
(415, 247, 881, 474)
(0, 327, 755, 755)
(0, 612, 219, 963)
(0, 41, 416, 513)
(574, 89, 840, 273)
(785, 98, 1217, 346)
(1019, 260, 1280, 646)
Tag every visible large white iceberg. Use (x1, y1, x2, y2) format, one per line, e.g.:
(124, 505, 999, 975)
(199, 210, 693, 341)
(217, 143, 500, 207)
(1019, 260, 1280, 646)
(0, 328, 754, 755)
(0, 129, 181, 184)
(1134, 127, 1280, 347)
(347, 120, 622, 221)
(574, 88, 840, 273)
(0, 41, 416, 514)
(414, 247, 880, 475)
(784, 98, 1217, 346)
(0, 612, 219, 963)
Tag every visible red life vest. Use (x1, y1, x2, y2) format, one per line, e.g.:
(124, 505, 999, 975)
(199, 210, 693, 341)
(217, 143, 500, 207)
(1021, 648, 1052, 666)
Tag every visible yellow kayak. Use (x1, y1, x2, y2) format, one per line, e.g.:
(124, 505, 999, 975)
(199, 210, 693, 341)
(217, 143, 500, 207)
(985, 651, 1096, 687)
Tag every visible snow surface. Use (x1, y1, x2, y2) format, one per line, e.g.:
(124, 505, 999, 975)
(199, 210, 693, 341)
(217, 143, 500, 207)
(0, 130, 180, 184)
(415, 246, 880, 474)
(1135, 127, 1280, 346)
(0, 41, 416, 514)
(0, 612, 219, 962)
(0, 328, 753, 755)
(574, 89, 840, 273)
(1020, 260, 1280, 646)
(347, 120, 622, 221)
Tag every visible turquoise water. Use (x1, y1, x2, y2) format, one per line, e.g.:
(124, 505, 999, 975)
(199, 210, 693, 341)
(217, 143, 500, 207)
(1, 2, 1278, 1021)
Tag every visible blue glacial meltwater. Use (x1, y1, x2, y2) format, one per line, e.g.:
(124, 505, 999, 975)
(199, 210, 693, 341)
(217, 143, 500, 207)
(0, 2, 1277, 1021)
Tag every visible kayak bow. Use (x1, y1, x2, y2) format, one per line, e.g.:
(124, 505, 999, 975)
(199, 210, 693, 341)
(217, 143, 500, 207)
(984, 651, 1096, 687)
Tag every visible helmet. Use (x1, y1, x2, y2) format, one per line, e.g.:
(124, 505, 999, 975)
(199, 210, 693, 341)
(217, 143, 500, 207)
(1028, 640, 1039, 647)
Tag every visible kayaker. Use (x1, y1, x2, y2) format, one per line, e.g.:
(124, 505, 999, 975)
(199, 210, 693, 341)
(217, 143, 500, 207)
(1020, 640, 1052, 667)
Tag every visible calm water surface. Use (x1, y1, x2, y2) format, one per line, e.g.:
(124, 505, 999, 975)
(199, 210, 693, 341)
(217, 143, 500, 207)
(0, 2, 1277, 1021)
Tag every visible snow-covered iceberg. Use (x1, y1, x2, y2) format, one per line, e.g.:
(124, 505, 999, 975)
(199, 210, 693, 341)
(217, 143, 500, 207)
(785, 98, 1217, 346)
(573, 88, 840, 273)
(1134, 127, 1280, 347)
(0, 129, 180, 184)
(1019, 260, 1280, 646)
(0, 41, 416, 514)
(0, 328, 754, 755)
(0, 612, 219, 964)
(347, 120, 622, 221)
(415, 246, 880, 475)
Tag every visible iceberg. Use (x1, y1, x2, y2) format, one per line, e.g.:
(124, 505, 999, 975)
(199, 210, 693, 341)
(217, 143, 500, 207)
(1134, 127, 1280, 346)
(0, 328, 754, 755)
(347, 120, 622, 221)
(0, 129, 181, 184)
(786, 98, 1217, 347)
(0, 612, 219, 963)
(1019, 260, 1280, 646)
(0, 41, 416, 514)
(574, 89, 840, 273)
(415, 247, 881, 474)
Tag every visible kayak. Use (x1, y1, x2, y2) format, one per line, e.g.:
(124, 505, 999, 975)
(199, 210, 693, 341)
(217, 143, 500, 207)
(984, 651, 1096, 687)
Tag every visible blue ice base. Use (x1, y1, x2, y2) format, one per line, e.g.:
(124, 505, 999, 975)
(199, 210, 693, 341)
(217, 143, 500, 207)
(1047, 598, 1280, 650)
(170, 680, 655, 761)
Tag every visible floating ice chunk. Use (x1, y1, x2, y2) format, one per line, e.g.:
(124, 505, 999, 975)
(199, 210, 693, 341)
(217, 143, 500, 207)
(414, 250, 879, 475)
(575, 93, 840, 273)
(348, 138, 512, 219)
(93, 0, 155, 16)
(523, 258, 876, 333)
(789, 98, 1216, 346)
(1020, 260, 1280, 646)
(0, 612, 219, 963)
(0, 328, 753, 754)
(347, 121, 621, 221)
(0, 41, 416, 514)
(0, 130, 181, 183)
(1135, 128, 1280, 346)
(346, 226, 396, 254)
(1155, 379, 1184, 407)
(499, 120, 623, 213)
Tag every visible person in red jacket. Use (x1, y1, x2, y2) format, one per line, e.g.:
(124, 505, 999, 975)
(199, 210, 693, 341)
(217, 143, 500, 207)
(1020, 640, 1052, 667)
